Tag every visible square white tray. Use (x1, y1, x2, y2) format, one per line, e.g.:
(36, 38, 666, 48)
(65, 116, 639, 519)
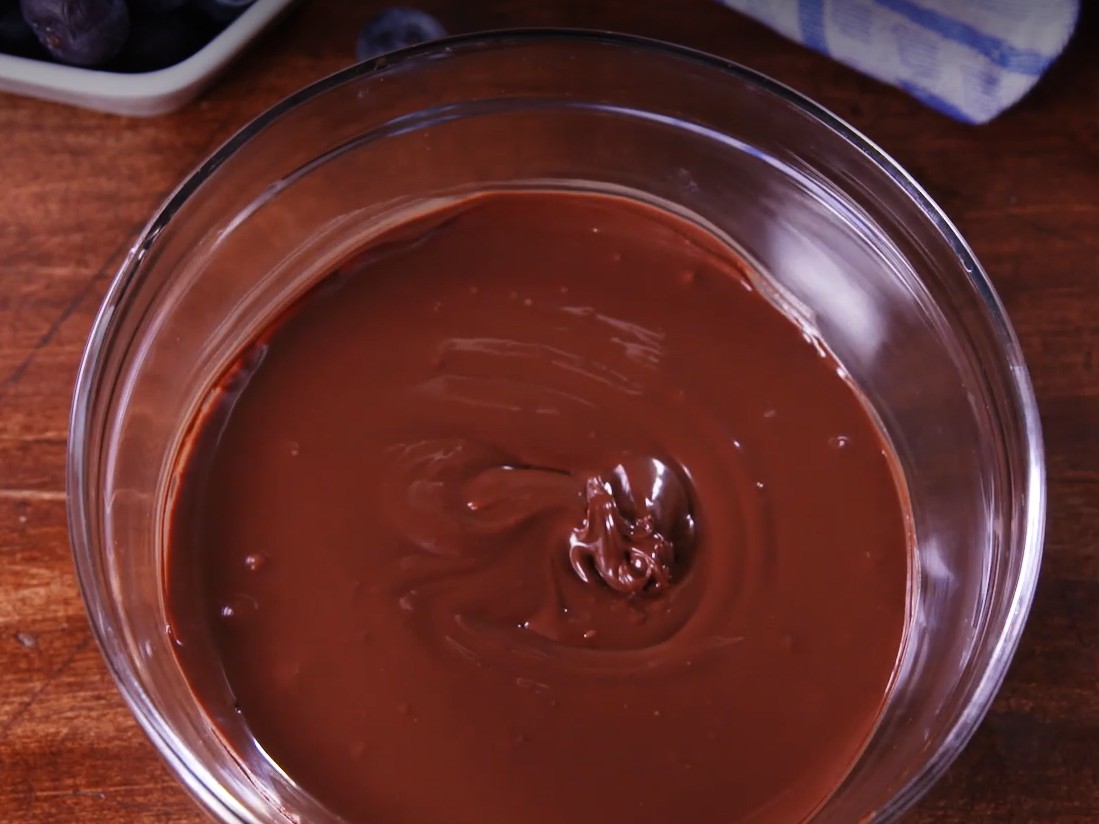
(0, 0, 300, 117)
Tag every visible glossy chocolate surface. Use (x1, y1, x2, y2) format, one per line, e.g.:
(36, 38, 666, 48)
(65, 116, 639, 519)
(167, 190, 910, 824)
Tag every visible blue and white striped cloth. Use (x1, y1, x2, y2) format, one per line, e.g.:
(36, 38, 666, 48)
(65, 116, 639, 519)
(718, 0, 1080, 123)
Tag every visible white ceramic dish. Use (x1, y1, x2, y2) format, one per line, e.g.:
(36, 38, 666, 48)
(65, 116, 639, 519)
(0, 0, 299, 117)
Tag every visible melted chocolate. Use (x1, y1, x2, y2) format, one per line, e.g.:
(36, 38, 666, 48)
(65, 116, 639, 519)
(166, 190, 911, 824)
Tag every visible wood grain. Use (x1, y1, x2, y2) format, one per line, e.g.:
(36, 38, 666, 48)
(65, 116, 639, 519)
(1, 1, 1095, 821)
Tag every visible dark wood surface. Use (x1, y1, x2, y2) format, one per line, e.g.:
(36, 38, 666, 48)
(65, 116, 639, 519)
(1, 1, 1095, 821)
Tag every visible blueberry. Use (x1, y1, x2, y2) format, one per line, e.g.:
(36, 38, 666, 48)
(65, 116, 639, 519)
(0, 0, 41, 57)
(111, 9, 215, 72)
(20, 0, 129, 66)
(355, 7, 446, 62)
(194, 0, 255, 23)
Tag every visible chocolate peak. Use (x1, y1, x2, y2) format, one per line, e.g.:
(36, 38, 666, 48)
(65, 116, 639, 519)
(568, 457, 695, 595)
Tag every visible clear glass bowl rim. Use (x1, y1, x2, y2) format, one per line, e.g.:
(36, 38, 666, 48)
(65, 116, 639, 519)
(66, 28, 1047, 823)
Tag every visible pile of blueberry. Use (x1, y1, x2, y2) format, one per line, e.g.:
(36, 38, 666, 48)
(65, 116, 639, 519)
(0, 0, 257, 72)
(0, 3, 449, 78)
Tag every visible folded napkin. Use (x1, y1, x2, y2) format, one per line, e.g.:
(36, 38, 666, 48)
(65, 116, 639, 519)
(717, 0, 1080, 123)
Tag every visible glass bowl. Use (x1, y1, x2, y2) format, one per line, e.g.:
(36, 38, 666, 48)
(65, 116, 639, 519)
(67, 30, 1045, 824)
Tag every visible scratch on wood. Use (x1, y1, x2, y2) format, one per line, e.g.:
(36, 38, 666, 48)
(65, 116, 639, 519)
(0, 635, 92, 743)
(0, 489, 66, 502)
(0, 224, 141, 399)
(71, 790, 107, 800)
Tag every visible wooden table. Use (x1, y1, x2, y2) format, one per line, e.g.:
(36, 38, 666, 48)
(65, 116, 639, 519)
(1, 2, 1095, 821)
